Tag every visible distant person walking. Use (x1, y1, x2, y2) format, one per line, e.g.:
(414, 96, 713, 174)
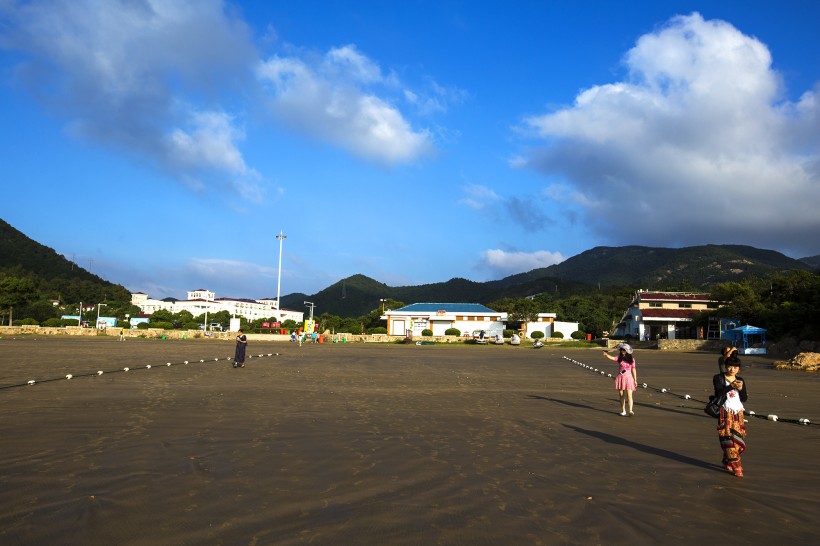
(602, 343, 638, 416)
(712, 355, 748, 477)
(233, 329, 247, 368)
(118, 328, 125, 341)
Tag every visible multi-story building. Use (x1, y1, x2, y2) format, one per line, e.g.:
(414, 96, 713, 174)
(131, 289, 304, 324)
(612, 290, 719, 340)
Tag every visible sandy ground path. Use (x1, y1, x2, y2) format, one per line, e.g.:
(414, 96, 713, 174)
(1, 336, 818, 545)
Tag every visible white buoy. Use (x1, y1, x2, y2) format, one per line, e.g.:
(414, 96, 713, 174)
(684, 395, 691, 400)
(748, 410, 756, 415)
(97, 371, 104, 375)
(641, 383, 647, 388)
(167, 363, 171, 366)
(200, 359, 204, 363)
(799, 418, 811, 425)
(146, 365, 151, 369)
(661, 388, 667, 393)
(607, 373, 612, 378)
(184, 361, 188, 364)
(767, 414, 778, 421)
(65, 374, 72, 380)
(27, 380, 35, 385)
(123, 367, 129, 372)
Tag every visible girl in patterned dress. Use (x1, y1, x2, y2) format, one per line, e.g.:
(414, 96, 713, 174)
(603, 344, 638, 416)
(712, 356, 748, 477)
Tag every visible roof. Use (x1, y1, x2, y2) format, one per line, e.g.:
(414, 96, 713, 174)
(638, 292, 711, 302)
(726, 324, 767, 334)
(393, 303, 499, 314)
(639, 308, 699, 319)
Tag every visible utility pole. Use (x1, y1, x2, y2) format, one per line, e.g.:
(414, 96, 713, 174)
(276, 231, 286, 309)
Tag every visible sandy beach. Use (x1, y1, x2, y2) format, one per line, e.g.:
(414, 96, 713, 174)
(1, 336, 818, 545)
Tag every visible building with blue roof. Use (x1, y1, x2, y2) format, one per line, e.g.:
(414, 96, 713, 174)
(382, 302, 575, 339)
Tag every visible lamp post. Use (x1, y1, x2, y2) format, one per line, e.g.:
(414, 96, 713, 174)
(96, 303, 107, 329)
(78, 301, 83, 327)
(125, 313, 130, 329)
(380, 298, 387, 314)
(304, 301, 315, 322)
(276, 231, 286, 309)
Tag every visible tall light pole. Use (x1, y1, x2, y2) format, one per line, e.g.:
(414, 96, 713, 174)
(96, 303, 107, 328)
(380, 298, 387, 313)
(276, 231, 287, 309)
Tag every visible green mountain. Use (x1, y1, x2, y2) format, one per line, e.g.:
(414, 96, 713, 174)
(0, 218, 130, 304)
(3, 217, 811, 319)
(799, 255, 820, 270)
(282, 244, 811, 316)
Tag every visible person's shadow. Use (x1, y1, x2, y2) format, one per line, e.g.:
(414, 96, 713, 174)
(526, 394, 614, 415)
(562, 423, 722, 472)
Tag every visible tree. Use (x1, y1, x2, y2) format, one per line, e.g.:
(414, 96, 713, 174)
(0, 274, 38, 325)
(151, 308, 174, 322)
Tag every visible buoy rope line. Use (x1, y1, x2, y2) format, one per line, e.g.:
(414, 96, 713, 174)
(561, 356, 813, 427)
(0, 352, 282, 392)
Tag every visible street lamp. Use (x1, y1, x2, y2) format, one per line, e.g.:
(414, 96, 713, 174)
(276, 231, 286, 309)
(78, 301, 83, 327)
(96, 303, 107, 329)
(380, 298, 387, 313)
(125, 313, 130, 329)
(304, 301, 315, 321)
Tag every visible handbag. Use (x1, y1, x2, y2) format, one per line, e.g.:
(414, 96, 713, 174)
(704, 393, 726, 418)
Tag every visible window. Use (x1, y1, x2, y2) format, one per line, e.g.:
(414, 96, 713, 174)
(648, 303, 662, 308)
(678, 303, 692, 308)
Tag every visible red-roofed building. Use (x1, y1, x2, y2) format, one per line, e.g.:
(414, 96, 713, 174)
(612, 290, 719, 340)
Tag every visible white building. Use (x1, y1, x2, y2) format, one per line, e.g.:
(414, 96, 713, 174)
(131, 289, 304, 325)
(612, 290, 718, 340)
(382, 303, 579, 339)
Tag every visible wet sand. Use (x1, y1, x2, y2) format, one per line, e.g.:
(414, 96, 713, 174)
(1, 336, 819, 545)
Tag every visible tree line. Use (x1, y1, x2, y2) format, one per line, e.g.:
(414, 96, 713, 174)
(2, 266, 818, 341)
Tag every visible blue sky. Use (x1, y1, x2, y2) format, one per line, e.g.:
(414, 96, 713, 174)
(1, 1, 818, 302)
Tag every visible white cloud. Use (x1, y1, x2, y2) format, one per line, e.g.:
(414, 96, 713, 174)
(2, 0, 264, 198)
(521, 12, 820, 256)
(257, 46, 434, 165)
(459, 184, 501, 209)
(479, 249, 566, 277)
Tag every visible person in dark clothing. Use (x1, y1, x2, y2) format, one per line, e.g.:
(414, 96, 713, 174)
(233, 329, 248, 368)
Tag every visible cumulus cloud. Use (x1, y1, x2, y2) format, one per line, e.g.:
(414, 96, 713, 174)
(520, 12, 820, 256)
(2, 0, 263, 197)
(478, 249, 566, 277)
(256, 45, 434, 164)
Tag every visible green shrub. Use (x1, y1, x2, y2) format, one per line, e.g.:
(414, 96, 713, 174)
(43, 318, 62, 327)
(367, 327, 388, 335)
(150, 321, 173, 330)
(551, 331, 565, 339)
(503, 329, 516, 338)
(137, 322, 150, 330)
(444, 328, 460, 336)
(183, 321, 199, 330)
(530, 331, 544, 339)
(421, 329, 433, 336)
(571, 331, 586, 340)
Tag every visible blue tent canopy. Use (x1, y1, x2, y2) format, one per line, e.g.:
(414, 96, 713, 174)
(724, 324, 767, 355)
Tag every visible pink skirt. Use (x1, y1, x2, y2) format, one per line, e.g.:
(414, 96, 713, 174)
(614, 371, 636, 391)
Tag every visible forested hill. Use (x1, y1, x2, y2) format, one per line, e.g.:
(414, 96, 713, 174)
(281, 245, 812, 317)
(0, 218, 130, 304)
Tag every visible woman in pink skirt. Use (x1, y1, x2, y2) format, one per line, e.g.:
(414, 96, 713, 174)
(603, 344, 637, 416)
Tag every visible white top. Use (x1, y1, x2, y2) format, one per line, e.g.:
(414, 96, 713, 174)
(722, 379, 745, 413)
